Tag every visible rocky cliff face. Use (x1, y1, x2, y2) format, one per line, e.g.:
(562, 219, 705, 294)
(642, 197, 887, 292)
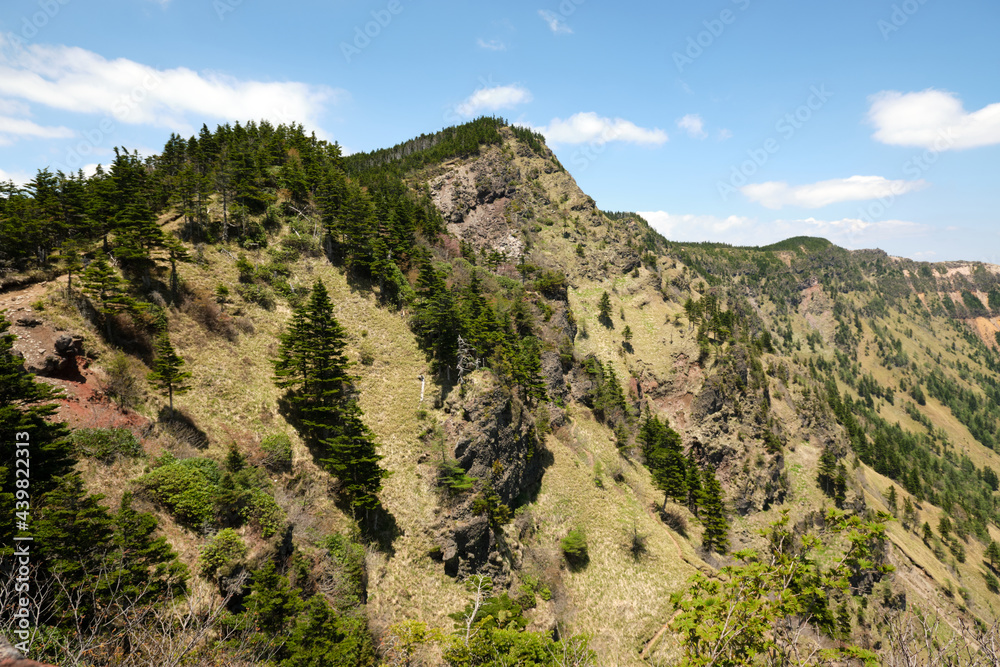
(430, 145, 523, 258)
(434, 376, 548, 583)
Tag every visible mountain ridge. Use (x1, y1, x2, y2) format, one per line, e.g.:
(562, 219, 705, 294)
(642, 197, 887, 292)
(2, 117, 1000, 665)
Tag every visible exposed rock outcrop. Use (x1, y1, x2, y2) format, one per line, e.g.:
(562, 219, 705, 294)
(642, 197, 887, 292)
(435, 373, 549, 583)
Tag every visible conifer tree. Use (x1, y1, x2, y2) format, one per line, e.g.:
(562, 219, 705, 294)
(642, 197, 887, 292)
(987, 540, 1000, 570)
(0, 314, 75, 551)
(82, 253, 136, 339)
(323, 402, 389, 512)
(701, 466, 729, 554)
(274, 280, 353, 440)
(685, 454, 704, 516)
(163, 236, 191, 300)
(245, 560, 302, 636)
(817, 447, 837, 497)
(148, 332, 192, 419)
(111, 491, 188, 602)
(284, 595, 376, 666)
(834, 464, 848, 509)
(109, 148, 165, 286)
(273, 280, 388, 513)
(412, 261, 459, 369)
(34, 473, 117, 626)
(62, 240, 83, 297)
(598, 291, 612, 326)
(640, 413, 687, 508)
(513, 336, 548, 404)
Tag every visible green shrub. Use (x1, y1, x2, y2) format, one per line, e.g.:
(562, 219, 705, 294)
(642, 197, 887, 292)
(561, 529, 589, 569)
(533, 269, 567, 298)
(236, 283, 275, 309)
(138, 454, 222, 528)
(359, 341, 376, 366)
(240, 487, 285, 538)
(199, 528, 247, 578)
(323, 533, 368, 603)
(438, 460, 477, 496)
(100, 350, 144, 410)
(260, 433, 293, 472)
(235, 254, 255, 282)
(73, 427, 143, 463)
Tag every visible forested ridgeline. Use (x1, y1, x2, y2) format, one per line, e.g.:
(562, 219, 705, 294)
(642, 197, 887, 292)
(3, 116, 1000, 666)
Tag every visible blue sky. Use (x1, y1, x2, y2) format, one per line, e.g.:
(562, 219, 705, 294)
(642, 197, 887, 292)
(1, 0, 999, 262)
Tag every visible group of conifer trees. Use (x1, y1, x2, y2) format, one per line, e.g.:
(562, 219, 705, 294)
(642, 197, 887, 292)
(1, 313, 190, 660)
(639, 413, 730, 553)
(273, 280, 389, 516)
(412, 264, 547, 403)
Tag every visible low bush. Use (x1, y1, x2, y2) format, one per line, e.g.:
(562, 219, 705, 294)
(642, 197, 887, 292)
(137, 454, 223, 528)
(236, 283, 275, 309)
(100, 350, 144, 410)
(73, 427, 143, 463)
(199, 528, 247, 578)
(260, 433, 293, 472)
(561, 528, 589, 569)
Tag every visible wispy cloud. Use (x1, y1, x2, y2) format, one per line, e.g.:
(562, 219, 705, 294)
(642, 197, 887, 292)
(537, 112, 667, 146)
(638, 210, 930, 249)
(539, 9, 573, 34)
(676, 113, 707, 139)
(868, 89, 1000, 150)
(456, 84, 532, 118)
(741, 175, 928, 210)
(0, 36, 343, 137)
(477, 38, 507, 51)
(0, 168, 31, 186)
(0, 115, 74, 145)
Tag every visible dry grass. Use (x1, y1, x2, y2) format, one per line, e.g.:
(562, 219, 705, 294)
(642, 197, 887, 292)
(528, 406, 701, 666)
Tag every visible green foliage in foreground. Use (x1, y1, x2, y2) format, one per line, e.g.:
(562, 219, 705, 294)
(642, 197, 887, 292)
(442, 575, 597, 667)
(72, 427, 144, 463)
(671, 510, 893, 666)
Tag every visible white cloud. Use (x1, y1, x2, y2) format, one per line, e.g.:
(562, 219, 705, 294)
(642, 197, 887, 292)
(537, 112, 667, 146)
(0, 98, 31, 116)
(638, 212, 755, 241)
(0, 168, 31, 186)
(740, 175, 928, 210)
(638, 211, 929, 249)
(0, 115, 75, 144)
(456, 84, 532, 118)
(477, 38, 507, 51)
(717, 128, 733, 141)
(868, 89, 1000, 150)
(539, 10, 573, 34)
(676, 114, 707, 139)
(0, 37, 343, 137)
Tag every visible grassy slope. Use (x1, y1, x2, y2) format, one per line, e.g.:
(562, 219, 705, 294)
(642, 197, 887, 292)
(28, 129, 999, 662)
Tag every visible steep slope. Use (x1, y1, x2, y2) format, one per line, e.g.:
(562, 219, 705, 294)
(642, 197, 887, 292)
(2, 118, 1000, 665)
